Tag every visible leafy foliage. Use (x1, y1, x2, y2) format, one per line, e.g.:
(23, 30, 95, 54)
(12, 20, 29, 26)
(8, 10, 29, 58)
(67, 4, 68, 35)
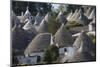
(88, 34, 96, 45)
(43, 45, 59, 64)
(66, 21, 83, 28)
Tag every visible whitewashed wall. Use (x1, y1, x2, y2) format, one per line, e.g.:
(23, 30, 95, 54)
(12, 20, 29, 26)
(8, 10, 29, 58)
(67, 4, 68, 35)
(17, 52, 44, 65)
(59, 47, 76, 60)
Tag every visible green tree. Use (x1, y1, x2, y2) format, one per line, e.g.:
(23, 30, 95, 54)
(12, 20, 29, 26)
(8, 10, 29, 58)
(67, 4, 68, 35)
(43, 45, 59, 64)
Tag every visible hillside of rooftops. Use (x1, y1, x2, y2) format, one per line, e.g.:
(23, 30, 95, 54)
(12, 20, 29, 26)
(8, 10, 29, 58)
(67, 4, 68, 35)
(11, 1, 96, 66)
(12, 1, 96, 34)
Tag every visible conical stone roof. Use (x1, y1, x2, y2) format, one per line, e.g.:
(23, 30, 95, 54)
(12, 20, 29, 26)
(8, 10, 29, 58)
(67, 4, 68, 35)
(70, 31, 96, 62)
(74, 9, 82, 20)
(12, 24, 30, 51)
(24, 6, 31, 18)
(70, 9, 78, 21)
(44, 12, 51, 23)
(21, 6, 32, 23)
(88, 9, 96, 19)
(24, 33, 51, 55)
(23, 19, 37, 34)
(78, 10, 90, 25)
(56, 11, 68, 24)
(67, 12, 73, 21)
(85, 7, 92, 17)
(54, 24, 73, 47)
(11, 11, 20, 27)
(73, 31, 94, 53)
(34, 12, 44, 26)
(37, 19, 48, 33)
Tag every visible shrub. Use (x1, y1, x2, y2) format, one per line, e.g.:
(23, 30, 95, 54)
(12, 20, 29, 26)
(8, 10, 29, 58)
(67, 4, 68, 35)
(43, 45, 59, 64)
(66, 21, 83, 28)
(88, 34, 96, 45)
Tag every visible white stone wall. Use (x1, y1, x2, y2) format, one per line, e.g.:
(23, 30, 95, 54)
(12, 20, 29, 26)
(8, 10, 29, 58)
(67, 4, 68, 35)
(59, 47, 67, 54)
(17, 52, 44, 65)
(59, 47, 76, 61)
(24, 57, 37, 64)
(89, 24, 93, 31)
(29, 52, 44, 62)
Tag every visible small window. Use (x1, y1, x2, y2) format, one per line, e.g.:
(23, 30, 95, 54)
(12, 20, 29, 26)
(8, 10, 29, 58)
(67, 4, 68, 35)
(64, 48, 67, 52)
(37, 56, 41, 63)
